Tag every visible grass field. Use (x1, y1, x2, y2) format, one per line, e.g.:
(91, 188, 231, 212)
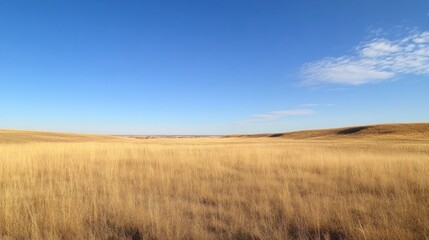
(0, 124, 428, 239)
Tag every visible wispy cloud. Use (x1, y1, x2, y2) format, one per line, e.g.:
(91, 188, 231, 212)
(300, 103, 319, 107)
(240, 109, 316, 123)
(300, 103, 335, 107)
(301, 30, 429, 85)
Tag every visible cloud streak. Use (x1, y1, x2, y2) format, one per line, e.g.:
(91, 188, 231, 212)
(300, 103, 319, 107)
(301, 30, 429, 85)
(240, 109, 316, 123)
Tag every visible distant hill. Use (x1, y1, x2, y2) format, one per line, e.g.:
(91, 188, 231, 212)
(0, 130, 132, 143)
(229, 123, 429, 140)
(2, 123, 428, 143)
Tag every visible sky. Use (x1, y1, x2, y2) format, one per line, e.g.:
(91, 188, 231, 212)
(1, 0, 428, 135)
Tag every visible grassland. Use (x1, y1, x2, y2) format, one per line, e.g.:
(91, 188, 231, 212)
(0, 124, 428, 239)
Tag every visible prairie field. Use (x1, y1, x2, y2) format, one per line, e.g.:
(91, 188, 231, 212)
(0, 126, 429, 240)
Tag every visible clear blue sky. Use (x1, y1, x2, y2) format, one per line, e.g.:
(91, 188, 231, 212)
(1, 0, 428, 135)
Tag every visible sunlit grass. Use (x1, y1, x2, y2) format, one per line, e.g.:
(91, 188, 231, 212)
(0, 137, 428, 239)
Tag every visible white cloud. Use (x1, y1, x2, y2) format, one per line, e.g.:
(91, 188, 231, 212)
(241, 109, 316, 123)
(301, 30, 429, 85)
(300, 103, 319, 107)
(360, 40, 401, 57)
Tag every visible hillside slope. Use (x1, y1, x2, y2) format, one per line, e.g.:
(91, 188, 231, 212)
(230, 123, 429, 140)
(0, 130, 132, 143)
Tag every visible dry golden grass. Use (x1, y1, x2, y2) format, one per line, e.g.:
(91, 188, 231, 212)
(0, 128, 428, 239)
(231, 123, 429, 140)
(0, 129, 133, 144)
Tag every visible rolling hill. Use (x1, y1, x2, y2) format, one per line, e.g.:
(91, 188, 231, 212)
(229, 123, 429, 140)
(0, 129, 132, 143)
(2, 123, 428, 143)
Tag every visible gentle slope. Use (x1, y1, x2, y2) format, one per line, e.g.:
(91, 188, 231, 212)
(229, 123, 429, 140)
(0, 129, 131, 143)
